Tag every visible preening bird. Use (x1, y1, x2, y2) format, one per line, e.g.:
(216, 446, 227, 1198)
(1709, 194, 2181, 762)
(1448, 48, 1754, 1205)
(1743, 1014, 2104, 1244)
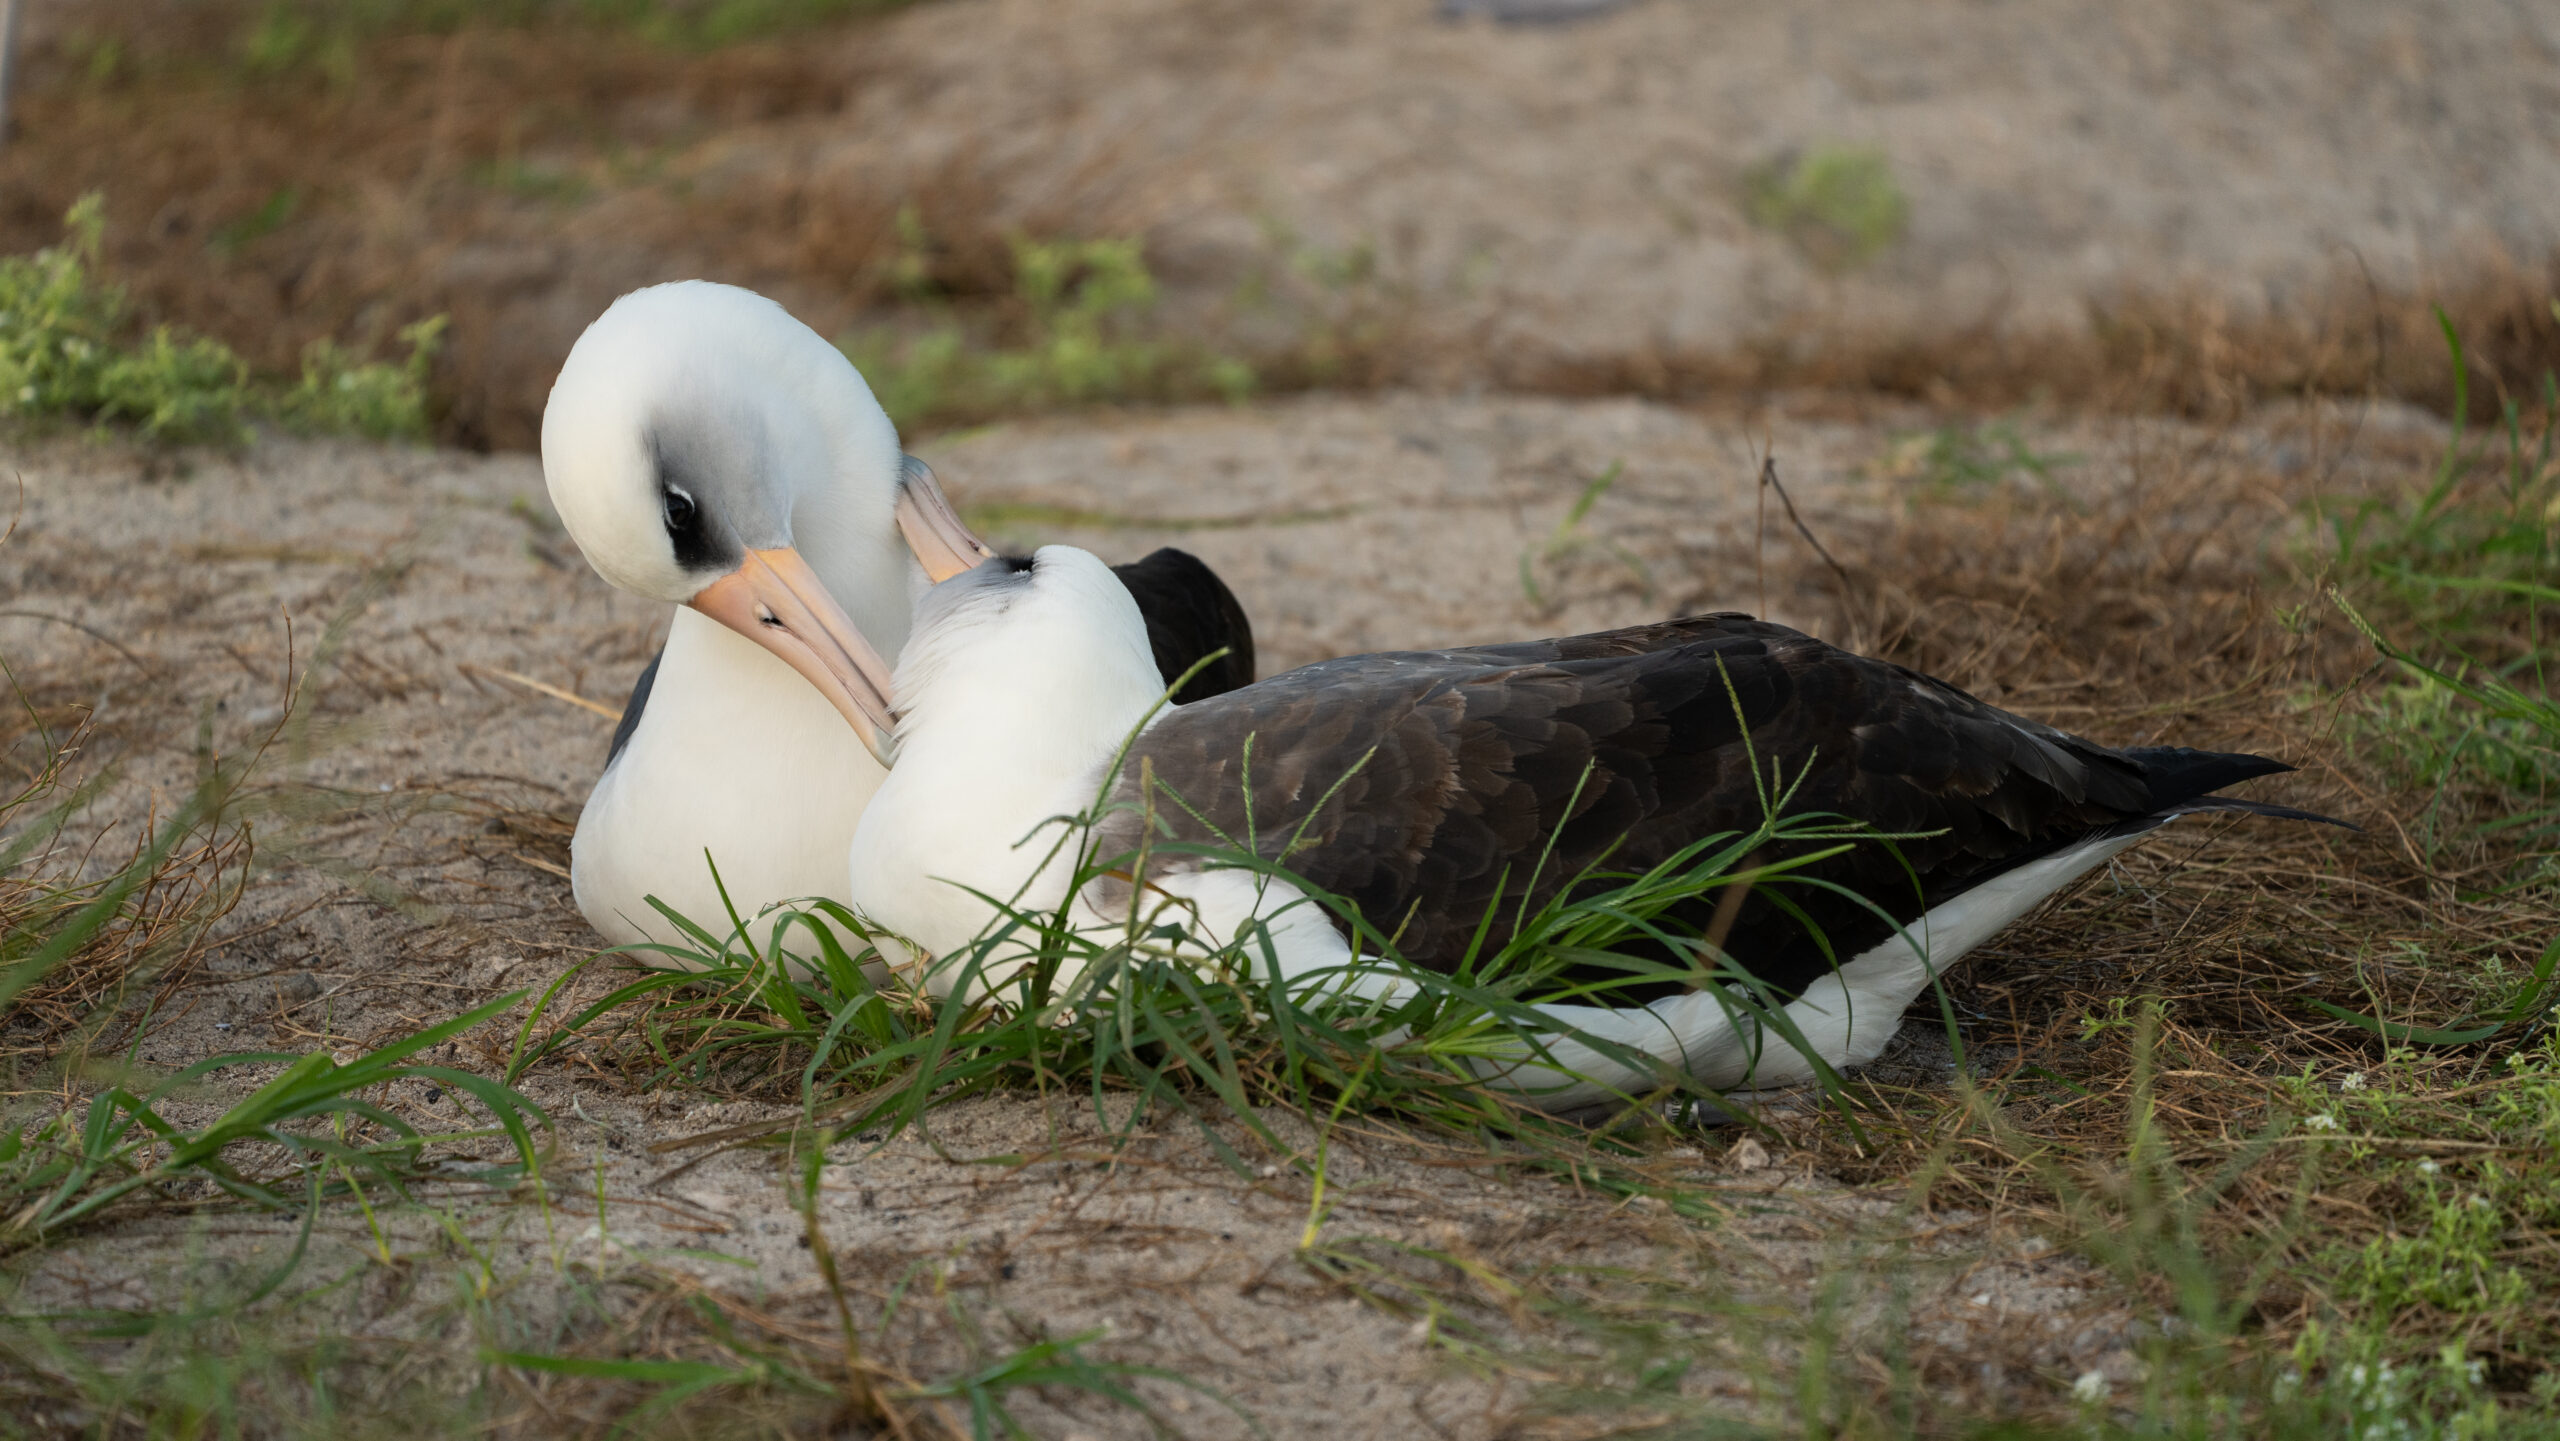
(540, 282, 1254, 948)
(845, 546, 2348, 1112)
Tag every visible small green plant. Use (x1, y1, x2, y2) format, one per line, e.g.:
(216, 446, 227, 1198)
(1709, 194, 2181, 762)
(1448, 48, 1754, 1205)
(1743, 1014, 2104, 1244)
(0, 196, 442, 444)
(1875, 417, 2081, 499)
(1518, 460, 1653, 611)
(0, 991, 545, 1248)
(0, 197, 249, 444)
(840, 232, 1254, 431)
(2332, 587, 2560, 860)
(282, 316, 449, 441)
(2336, 1163, 2532, 1318)
(1744, 145, 1909, 271)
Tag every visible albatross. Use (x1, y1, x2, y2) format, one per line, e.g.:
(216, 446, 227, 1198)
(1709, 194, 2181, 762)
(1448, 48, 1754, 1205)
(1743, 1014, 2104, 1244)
(540, 282, 1255, 948)
(842, 546, 2349, 1111)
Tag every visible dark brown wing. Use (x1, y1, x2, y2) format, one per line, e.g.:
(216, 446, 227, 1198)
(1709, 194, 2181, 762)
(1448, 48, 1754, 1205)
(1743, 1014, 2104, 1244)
(1110, 548, 1257, 702)
(606, 648, 661, 765)
(1108, 613, 2286, 998)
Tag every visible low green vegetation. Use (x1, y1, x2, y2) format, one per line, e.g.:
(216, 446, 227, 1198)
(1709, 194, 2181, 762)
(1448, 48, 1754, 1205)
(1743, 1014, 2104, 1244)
(234, 0, 924, 66)
(0, 196, 442, 444)
(0, 660, 1175, 1435)
(1744, 144, 1910, 272)
(2325, 318, 2560, 857)
(0, 994, 543, 1250)
(840, 229, 1255, 433)
(2028, 318, 2560, 1434)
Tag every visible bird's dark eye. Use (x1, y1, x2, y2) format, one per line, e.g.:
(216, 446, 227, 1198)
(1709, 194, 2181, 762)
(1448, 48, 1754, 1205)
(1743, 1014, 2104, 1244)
(663, 488, 696, 535)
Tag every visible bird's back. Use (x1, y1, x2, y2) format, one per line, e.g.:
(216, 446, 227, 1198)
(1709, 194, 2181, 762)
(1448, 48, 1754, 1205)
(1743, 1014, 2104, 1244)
(1108, 614, 2292, 997)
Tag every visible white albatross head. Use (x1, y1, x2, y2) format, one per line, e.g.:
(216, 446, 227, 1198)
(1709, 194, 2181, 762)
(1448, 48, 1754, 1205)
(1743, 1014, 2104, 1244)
(540, 280, 993, 765)
(892, 544, 1164, 760)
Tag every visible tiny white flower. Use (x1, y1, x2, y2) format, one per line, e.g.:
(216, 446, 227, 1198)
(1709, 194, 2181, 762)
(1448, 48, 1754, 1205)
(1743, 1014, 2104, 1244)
(2304, 1112, 2340, 1131)
(2468, 1194, 2493, 1210)
(2340, 1071, 2366, 1092)
(2071, 1370, 2109, 1403)
(16, 385, 33, 404)
(2417, 1159, 2441, 1175)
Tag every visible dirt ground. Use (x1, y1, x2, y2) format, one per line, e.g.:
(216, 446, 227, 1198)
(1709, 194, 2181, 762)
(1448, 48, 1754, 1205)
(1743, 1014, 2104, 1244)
(0, 390, 2412, 1431)
(0, 0, 2538, 1428)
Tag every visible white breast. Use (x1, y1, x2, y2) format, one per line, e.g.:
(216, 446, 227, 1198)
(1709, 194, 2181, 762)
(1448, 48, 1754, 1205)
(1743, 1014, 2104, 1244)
(571, 607, 888, 953)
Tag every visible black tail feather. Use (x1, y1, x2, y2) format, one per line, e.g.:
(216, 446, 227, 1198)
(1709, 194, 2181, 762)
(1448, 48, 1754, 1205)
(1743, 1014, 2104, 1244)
(1111, 547, 1258, 702)
(2121, 746, 2357, 829)
(2124, 746, 2294, 810)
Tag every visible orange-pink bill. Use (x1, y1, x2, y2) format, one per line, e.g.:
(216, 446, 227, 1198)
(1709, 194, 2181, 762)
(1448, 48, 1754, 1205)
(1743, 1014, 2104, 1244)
(893, 456, 996, 583)
(688, 546, 899, 765)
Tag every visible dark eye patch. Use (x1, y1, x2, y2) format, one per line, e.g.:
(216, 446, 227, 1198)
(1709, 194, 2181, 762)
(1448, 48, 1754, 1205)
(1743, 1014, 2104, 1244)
(645, 423, 741, 573)
(661, 484, 717, 568)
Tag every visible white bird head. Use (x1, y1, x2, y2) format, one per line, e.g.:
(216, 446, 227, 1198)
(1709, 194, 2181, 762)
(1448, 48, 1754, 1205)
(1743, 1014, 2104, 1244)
(892, 545, 1164, 767)
(541, 281, 994, 765)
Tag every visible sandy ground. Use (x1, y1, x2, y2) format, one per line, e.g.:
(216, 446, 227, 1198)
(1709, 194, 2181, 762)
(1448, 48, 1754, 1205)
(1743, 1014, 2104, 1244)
(0, 392, 2429, 1430)
(421, 0, 2560, 427)
(821, 0, 2560, 353)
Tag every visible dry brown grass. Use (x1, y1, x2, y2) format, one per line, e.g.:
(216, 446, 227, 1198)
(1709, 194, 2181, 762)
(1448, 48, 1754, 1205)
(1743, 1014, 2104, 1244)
(1691, 407, 2560, 1394)
(0, 707, 256, 1061)
(1532, 260, 2560, 429)
(4, 3, 942, 449)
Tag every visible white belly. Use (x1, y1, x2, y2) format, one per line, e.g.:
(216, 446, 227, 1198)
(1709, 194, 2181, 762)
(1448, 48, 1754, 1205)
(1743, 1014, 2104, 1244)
(845, 755, 2172, 1114)
(571, 608, 886, 954)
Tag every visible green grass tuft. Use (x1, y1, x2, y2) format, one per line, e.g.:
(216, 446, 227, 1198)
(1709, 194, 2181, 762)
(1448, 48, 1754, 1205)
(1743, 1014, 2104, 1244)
(1744, 144, 1911, 272)
(840, 232, 1256, 433)
(2, 976, 547, 1249)
(0, 196, 444, 445)
(1873, 417, 2083, 500)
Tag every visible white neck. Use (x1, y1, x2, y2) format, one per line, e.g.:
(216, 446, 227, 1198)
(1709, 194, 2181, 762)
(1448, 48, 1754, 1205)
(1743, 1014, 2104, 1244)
(744, 321, 920, 661)
(847, 552, 1166, 968)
